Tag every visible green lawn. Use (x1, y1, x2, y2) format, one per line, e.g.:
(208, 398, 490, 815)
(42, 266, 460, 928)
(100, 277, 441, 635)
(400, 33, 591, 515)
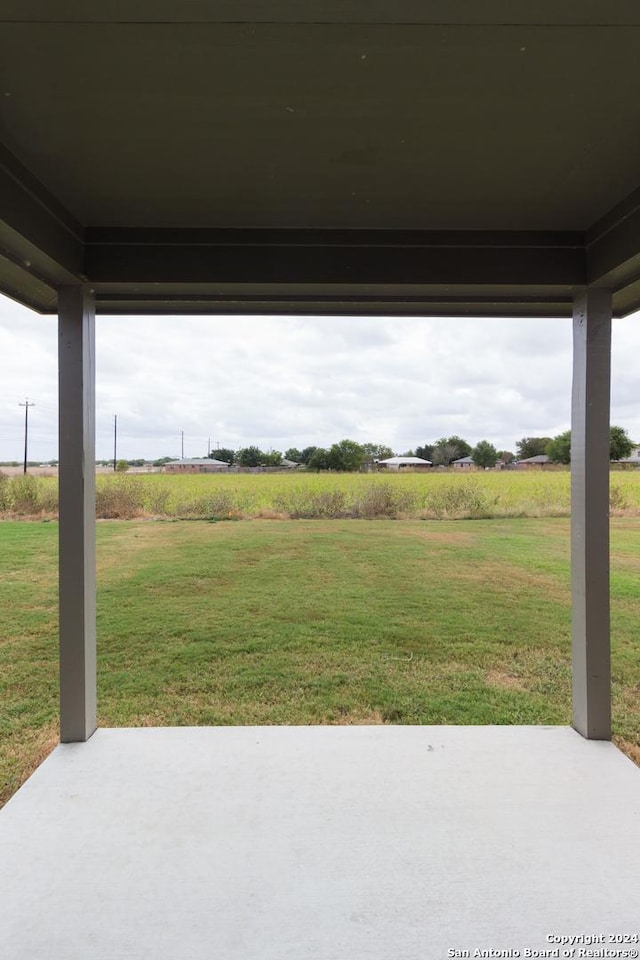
(1, 517, 639, 806)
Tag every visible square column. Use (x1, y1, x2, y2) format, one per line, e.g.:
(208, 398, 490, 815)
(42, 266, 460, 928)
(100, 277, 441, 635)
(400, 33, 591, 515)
(58, 286, 97, 742)
(571, 288, 612, 740)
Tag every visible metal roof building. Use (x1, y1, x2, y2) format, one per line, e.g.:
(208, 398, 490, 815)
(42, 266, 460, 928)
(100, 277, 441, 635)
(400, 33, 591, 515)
(163, 457, 230, 470)
(377, 455, 432, 468)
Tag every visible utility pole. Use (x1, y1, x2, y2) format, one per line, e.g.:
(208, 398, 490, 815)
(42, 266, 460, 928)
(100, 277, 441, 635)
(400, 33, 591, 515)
(19, 399, 34, 474)
(113, 415, 118, 471)
(181, 430, 184, 459)
(207, 437, 211, 457)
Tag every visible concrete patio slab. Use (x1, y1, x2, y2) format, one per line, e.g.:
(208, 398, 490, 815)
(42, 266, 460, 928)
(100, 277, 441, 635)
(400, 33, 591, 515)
(1, 726, 639, 959)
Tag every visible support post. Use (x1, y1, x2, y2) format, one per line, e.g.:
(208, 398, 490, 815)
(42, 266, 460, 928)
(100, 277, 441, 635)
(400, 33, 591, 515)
(571, 288, 612, 740)
(58, 286, 97, 742)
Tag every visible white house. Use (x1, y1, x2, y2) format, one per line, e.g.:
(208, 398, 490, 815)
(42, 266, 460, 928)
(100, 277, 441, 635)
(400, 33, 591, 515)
(377, 456, 432, 471)
(163, 458, 230, 474)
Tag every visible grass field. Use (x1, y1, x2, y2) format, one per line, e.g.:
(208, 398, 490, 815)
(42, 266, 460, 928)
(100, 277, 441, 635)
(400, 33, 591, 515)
(1, 516, 639, 807)
(1, 467, 640, 520)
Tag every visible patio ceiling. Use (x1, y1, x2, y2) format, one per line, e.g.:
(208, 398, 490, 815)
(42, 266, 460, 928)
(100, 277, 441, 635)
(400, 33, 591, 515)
(2, 2, 640, 316)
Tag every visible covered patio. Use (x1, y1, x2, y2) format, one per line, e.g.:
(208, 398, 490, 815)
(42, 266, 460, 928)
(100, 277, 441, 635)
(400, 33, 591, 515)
(0, 726, 639, 958)
(1, 3, 639, 954)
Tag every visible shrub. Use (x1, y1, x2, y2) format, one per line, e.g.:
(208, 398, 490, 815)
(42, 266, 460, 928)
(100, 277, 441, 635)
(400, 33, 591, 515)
(95, 477, 146, 519)
(145, 486, 172, 517)
(425, 482, 494, 519)
(610, 484, 629, 513)
(0, 472, 10, 512)
(10, 475, 46, 515)
(273, 488, 348, 519)
(350, 482, 417, 519)
(173, 491, 237, 520)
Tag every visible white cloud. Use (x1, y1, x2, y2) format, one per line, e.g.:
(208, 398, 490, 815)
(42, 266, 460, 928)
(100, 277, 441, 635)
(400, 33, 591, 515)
(0, 294, 638, 462)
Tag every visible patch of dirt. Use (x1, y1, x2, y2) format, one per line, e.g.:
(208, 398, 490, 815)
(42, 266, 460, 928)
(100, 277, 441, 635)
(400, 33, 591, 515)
(612, 736, 640, 768)
(610, 552, 640, 570)
(486, 670, 527, 692)
(406, 527, 476, 546)
(254, 510, 290, 520)
(1, 720, 58, 809)
(96, 522, 176, 574)
(454, 559, 567, 602)
(328, 709, 386, 725)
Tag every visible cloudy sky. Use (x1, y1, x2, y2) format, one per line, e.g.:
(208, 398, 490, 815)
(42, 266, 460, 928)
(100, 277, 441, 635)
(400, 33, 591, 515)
(1, 292, 639, 463)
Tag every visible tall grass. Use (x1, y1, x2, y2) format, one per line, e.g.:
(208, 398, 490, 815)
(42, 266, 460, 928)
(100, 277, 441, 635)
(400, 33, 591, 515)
(0, 469, 639, 520)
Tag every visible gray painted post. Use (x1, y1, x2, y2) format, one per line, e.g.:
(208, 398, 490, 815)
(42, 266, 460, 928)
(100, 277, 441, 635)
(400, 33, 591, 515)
(571, 288, 612, 740)
(58, 286, 97, 742)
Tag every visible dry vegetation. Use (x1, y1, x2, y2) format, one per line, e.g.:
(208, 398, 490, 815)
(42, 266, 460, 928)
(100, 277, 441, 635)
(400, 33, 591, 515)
(1, 469, 640, 521)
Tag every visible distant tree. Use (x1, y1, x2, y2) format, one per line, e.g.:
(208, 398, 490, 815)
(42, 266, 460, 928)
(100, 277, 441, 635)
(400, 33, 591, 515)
(153, 456, 174, 466)
(307, 447, 331, 470)
(285, 448, 302, 463)
(115, 459, 129, 472)
(362, 443, 394, 465)
(449, 436, 472, 459)
(236, 446, 263, 467)
(326, 439, 366, 472)
(128, 459, 146, 467)
(545, 425, 633, 464)
(262, 450, 283, 467)
(498, 450, 515, 464)
(609, 425, 633, 461)
(471, 440, 499, 469)
(414, 444, 434, 462)
(299, 446, 318, 465)
(209, 448, 234, 465)
(516, 437, 552, 460)
(546, 431, 571, 464)
(432, 436, 472, 466)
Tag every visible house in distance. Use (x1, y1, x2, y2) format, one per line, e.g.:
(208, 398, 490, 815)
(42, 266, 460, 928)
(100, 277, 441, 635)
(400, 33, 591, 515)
(517, 455, 552, 469)
(163, 458, 230, 474)
(377, 456, 432, 471)
(452, 456, 476, 470)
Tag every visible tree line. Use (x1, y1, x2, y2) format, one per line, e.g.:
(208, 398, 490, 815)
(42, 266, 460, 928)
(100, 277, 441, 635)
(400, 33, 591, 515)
(206, 427, 634, 471)
(102, 426, 635, 472)
(207, 440, 392, 471)
(527, 425, 633, 464)
(205, 436, 513, 471)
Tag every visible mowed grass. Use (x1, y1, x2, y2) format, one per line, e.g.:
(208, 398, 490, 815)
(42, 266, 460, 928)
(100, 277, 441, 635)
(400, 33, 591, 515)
(2, 468, 640, 519)
(1, 517, 639, 805)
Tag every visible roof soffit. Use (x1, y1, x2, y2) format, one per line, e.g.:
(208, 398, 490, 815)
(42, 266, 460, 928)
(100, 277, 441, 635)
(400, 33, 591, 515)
(1, 4, 640, 315)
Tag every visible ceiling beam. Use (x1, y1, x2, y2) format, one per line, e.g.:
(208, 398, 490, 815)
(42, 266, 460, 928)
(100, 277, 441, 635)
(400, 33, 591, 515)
(0, 145, 84, 284)
(3, 0, 640, 26)
(85, 229, 585, 287)
(587, 186, 640, 293)
(91, 293, 575, 318)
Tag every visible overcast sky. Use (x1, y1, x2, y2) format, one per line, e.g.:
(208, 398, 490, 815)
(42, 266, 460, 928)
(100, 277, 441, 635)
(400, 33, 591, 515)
(1, 292, 639, 463)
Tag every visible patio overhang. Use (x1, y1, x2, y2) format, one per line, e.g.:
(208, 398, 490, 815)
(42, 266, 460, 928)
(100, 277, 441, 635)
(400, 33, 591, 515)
(0, 3, 637, 745)
(2, 3, 640, 317)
